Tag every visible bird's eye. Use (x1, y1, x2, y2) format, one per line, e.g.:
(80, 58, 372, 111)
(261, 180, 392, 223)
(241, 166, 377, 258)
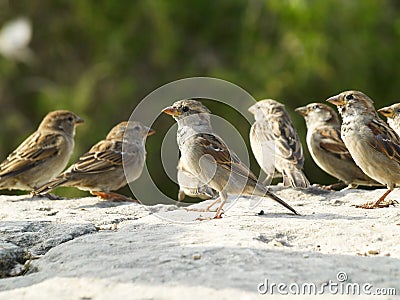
(346, 94, 354, 100)
(134, 126, 140, 130)
(182, 106, 189, 112)
(312, 105, 319, 110)
(397, 109, 400, 113)
(68, 116, 74, 122)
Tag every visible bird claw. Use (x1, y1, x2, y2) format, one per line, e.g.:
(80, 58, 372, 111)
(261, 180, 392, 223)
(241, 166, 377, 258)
(194, 211, 224, 221)
(213, 212, 224, 219)
(355, 199, 398, 209)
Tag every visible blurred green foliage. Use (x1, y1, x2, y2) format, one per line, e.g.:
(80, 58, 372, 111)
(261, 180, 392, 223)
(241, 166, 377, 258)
(1, 0, 400, 200)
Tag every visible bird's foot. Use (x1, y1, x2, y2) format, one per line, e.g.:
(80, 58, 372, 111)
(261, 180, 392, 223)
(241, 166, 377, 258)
(91, 191, 139, 203)
(194, 210, 224, 221)
(355, 199, 398, 209)
(213, 202, 225, 219)
(213, 211, 224, 219)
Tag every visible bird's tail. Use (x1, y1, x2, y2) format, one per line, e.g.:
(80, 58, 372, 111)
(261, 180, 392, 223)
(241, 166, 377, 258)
(32, 176, 68, 196)
(283, 169, 310, 188)
(266, 190, 299, 215)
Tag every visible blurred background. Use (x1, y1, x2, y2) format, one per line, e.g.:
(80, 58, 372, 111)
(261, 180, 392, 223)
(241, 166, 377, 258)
(1, 0, 400, 200)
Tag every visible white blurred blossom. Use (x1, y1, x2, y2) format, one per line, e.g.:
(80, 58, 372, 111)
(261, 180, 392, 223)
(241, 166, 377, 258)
(0, 17, 33, 63)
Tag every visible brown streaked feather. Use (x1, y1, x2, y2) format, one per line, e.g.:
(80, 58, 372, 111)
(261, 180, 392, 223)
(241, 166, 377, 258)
(367, 119, 400, 162)
(277, 113, 303, 165)
(69, 140, 125, 175)
(254, 114, 303, 167)
(318, 127, 352, 161)
(196, 133, 258, 182)
(0, 132, 63, 179)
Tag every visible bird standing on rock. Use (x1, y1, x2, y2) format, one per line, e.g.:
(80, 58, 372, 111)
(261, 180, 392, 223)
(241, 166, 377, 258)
(163, 99, 299, 218)
(249, 99, 309, 188)
(295, 103, 380, 190)
(327, 90, 400, 209)
(34, 121, 155, 202)
(0, 110, 83, 191)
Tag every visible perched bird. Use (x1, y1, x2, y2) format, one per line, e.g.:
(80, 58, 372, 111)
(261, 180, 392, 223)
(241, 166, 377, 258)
(0, 110, 83, 191)
(327, 90, 400, 208)
(34, 121, 155, 201)
(177, 157, 217, 202)
(249, 99, 309, 188)
(163, 99, 299, 218)
(295, 103, 380, 189)
(378, 103, 400, 136)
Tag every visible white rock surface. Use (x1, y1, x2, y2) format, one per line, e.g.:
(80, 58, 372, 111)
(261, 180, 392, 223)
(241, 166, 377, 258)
(0, 187, 399, 299)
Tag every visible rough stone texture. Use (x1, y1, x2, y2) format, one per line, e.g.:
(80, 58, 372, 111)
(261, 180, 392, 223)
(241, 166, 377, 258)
(0, 220, 97, 278)
(0, 189, 399, 299)
(0, 194, 148, 281)
(0, 221, 97, 255)
(0, 242, 30, 278)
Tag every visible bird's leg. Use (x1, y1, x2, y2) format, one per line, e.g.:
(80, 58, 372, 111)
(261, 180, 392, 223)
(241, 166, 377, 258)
(185, 197, 220, 212)
(213, 191, 227, 219)
(356, 189, 394, 209)
(206, 197, 221, 211)
(91, 191, 139, 203)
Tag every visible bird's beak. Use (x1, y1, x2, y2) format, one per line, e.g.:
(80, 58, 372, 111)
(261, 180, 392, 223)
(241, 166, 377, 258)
(378, 107, 394, 118)
(294, 106, 308, 116)
(326, 95, 345, 106)
(147, 128, 156, 136)
(162, 106, 180, 116)
(248, 104, 256, 114)
(75, 116, 84, 125)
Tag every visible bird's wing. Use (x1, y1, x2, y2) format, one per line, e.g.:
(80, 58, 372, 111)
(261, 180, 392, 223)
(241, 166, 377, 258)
(195, 133, 259, 182)
(69, 140, 128, 174)
(68, 140, 126, 174)
(255, 116, 304, 167)
(367, 119, 400, 163)
(0, 132, 63, 179)
(317, 127, 353, 160)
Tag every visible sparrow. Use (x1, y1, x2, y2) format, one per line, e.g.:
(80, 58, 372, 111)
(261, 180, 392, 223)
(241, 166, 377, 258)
(163, 99, 299, 218)
(378, 103, 400, 136)
(327, 90, 400, 208)
(33, 121, 155, 201)
(177, 157, 217, 202)
(295, 103, 380, 189)
(0, 110, 83, 191)
(249, 99, 310, 188)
